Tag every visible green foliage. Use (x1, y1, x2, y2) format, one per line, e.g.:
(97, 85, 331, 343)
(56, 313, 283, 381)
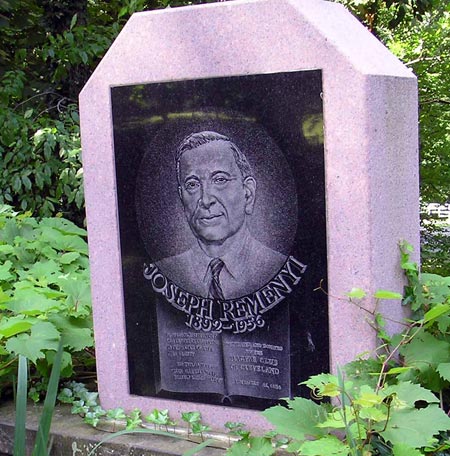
(0, 206, 93, 397)
(0, 0, 229, 222)
(227, 436, 274, 456)
(0, 71, 84, 221)
(385, 4, 450, 276)
(332, 2, 450, 276)
(146, 408, 176, 429)
(57, 382, 216, 456)
(0, 1, 121, 222)
(230, 245, 450, 455)
(333, 0, 439, 35)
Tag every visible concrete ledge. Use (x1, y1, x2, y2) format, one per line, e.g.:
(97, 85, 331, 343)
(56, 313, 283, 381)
(0, 403, 225, 456)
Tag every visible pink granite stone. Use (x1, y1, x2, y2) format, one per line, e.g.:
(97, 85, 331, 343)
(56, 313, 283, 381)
(79, 0, 419, 431)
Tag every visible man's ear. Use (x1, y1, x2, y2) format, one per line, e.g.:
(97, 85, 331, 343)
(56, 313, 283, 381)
(243, 176, 256, 215)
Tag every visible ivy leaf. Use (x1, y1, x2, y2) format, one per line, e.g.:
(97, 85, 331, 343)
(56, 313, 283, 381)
(79, 391, 99, 407)
(58, 388, 74, 404)
(191, 422, 211, 434)
(146, 409, 173, 426)
(262, 398, 327, 440)
(126, 409, 142, 430)
(299, 435, 349, 456)
(5, 321, 59, 362)
(382, 406, 450, 448)
(106, 408, 127, 421)
(181, 411, 201, 424)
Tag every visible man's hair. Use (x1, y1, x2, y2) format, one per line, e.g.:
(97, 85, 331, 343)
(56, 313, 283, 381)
(175, 131, 253, 185)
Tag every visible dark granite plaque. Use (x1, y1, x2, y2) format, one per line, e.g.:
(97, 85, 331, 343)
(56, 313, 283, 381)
(111, 69, 328, 410)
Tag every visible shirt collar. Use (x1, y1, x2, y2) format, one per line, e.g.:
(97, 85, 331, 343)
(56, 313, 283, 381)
(189, 228, 251, 284)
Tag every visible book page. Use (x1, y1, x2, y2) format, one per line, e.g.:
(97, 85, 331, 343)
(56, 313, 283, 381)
(156, 299, 225, 395)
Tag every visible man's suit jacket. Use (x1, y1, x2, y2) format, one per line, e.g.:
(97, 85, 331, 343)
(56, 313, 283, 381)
(156, 231, 287, 299)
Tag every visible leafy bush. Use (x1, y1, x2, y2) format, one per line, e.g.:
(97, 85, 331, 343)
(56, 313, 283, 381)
(0, 73, 84, 221)
(0, 205, 93, 398)
(231, 243, 450, 455)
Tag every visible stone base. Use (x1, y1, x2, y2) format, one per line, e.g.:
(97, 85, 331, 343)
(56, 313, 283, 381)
(0, 403, 225, 456)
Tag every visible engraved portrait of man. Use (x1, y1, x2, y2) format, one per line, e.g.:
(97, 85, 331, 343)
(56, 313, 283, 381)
(156, 131, 288, 300)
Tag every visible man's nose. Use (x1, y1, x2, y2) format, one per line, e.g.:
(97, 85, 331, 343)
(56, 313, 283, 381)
(199, 183, 216, 208)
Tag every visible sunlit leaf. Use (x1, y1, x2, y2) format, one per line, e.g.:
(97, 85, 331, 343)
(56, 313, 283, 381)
(5, 321, 59, 362)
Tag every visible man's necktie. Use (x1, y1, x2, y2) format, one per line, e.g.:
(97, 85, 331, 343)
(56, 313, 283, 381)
(208, 258, 225, 300)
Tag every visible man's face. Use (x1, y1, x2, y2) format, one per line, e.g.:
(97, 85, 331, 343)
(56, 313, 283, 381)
(178, 141, 255, 245)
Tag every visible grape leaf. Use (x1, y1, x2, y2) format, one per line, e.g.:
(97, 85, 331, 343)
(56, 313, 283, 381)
(26, 260, 61, 284)
(5, 321, 60, 362)
(228, 437, 274, 456)
(262, 398, 327, 440)
(60, 252, 80, 264)
(39, 227, 87, 254)
(1, 219, 20, 244)
(0, 244, 14, 255)
(0, 315, 36, 338)
(40, 218, 87, 236)
(48, 314, 93, 351)
(299, 435, 349, 456)
(57, 278, 91, 316)
(382, 406, 450, 448)
(392, 443, 423, 456)
(382, 381, 439, 407)
(37, 350, 73, 378)
(437, 363, 450, 382)
(5, 289, 61, 315)
(0, 260, 13, 281)
(400, 332, 450, 390)
(423, 303, 450, 325)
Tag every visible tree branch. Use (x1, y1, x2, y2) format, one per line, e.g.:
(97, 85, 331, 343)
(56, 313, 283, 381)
(421, 98, 450, 105)
(405, 56, 440, 66)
